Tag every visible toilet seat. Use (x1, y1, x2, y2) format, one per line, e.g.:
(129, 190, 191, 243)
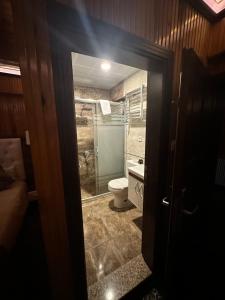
(108, 177, 128, 190)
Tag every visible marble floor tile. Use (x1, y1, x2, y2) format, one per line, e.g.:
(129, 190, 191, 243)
(82, 192, 144, 290)
(113, 231, 142, 265)
(83, 217, 109, 249)
(85, 250, 97, 286)
(102, 213, 138, 239)
(81, 183, 96, 199)
(82, 205, 94, 223)
(91, 199, 117, 218)
(89, 239, 122, 281)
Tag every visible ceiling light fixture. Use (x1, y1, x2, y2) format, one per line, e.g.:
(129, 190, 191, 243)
(203, 0, 225, 14)
(101, 60, 111, 72)
(0, 64, 21, 75)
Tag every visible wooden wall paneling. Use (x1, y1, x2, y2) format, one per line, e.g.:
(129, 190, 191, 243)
(193, 12, 200, 52)
(2, 0, 225, 80)
(189, 8, 196, 50)
(158, 0, 164, 46)
(64, 0, 211, 95)
(186, 6, 193, 48)
(197, 16, 203, 54)
(0, 0, 18, 62)
(207, 19, 225, 56)
(187, 9, 193, 48)
(163, 0, 169, 48)
(0, 74, 23, 94)
(147, 0, 154, 42)
(184, 3, 192, 49)
(0, 94, 26, 137)
(201, 18, 208, 57)
(153, 0, 159, 43)
(2, 0, 217, 100)
(173, 1, 182, 99)
(197, 14, 203, 54)
(179, 2, 187, 61)
(12, 0, 76, 299)
(198, 16, 204, 57)
(168, 0, 176, 51)
(163, 0, 170, 48)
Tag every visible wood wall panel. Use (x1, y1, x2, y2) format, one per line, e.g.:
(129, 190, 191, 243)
(0, 74, 23, 94)
(0, 0, 18, 62)
(0, 94, 26, 138)
(0, 74, 25, 137)
(11, 0, 78, 298)
(58, 0, 212, 97)
(207, 18, 225, 57)
(1, 0, 225, 93)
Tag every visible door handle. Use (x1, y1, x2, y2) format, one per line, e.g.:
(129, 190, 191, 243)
(162, 197, 169, 206)
(182, 204, 199, 216)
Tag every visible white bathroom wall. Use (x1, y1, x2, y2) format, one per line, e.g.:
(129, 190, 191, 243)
(123, 70, 148, 172)
(124, 70, 147, 95)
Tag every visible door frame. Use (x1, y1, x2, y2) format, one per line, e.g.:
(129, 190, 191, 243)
(47, 1, 173, 297)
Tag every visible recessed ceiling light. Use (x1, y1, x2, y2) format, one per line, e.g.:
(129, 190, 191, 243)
(101, 60, 111, 72)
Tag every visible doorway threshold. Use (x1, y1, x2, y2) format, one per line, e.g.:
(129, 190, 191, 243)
(88, 254, 152, 300)
(82, 192, 112, 204)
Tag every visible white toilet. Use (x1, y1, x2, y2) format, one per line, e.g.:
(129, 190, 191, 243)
(108, 160, 138, 209)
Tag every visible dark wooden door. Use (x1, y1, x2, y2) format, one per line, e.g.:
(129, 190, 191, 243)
(170, 49, 220, 299)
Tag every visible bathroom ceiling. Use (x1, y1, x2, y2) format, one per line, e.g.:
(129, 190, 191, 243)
(72, 52, 140, 90)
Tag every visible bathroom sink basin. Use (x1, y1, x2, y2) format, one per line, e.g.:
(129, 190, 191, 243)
(127, 160, 139, 168)
(128, 164, 144, 180)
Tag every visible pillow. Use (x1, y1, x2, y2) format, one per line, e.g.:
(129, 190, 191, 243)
(3, 165, 18, 180)
(0, 165, 14, 191)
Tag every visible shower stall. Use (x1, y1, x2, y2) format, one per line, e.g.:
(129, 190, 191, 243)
(75, 98, 125, 200)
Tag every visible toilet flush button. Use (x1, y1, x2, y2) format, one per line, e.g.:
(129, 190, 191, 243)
(138, 136, 143, 142)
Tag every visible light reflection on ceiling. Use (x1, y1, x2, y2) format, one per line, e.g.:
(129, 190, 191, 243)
(203, 0, 225, 14)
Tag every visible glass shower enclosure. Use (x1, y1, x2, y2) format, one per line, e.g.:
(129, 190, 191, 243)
(75, 98, 125, 200)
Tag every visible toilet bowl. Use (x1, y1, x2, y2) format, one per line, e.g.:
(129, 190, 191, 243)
(108, 177, 129, 209)
(108, 160, 139, 209)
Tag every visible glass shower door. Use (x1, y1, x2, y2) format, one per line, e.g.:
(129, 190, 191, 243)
(94, 102, 125, 194)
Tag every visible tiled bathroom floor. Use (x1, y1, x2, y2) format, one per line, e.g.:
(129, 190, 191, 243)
(82, 193, 144, 286)
(81, 183, 96, 199)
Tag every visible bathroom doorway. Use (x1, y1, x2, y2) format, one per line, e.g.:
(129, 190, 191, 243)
(73, 53, 147, 202)
(72, 53, 149, 296)
(48, 2, 173, 299)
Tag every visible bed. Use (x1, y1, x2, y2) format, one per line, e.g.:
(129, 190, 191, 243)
(0, 138, 28, 254)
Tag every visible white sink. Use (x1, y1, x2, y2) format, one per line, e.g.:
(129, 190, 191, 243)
(128, 164, 144, 180)
(126, 160, 139, 168)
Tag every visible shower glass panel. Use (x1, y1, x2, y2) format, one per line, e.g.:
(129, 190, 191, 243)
(94, 102, 125, 194)
(75, 101, 96, 199)
(75, 99, 125, 200)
